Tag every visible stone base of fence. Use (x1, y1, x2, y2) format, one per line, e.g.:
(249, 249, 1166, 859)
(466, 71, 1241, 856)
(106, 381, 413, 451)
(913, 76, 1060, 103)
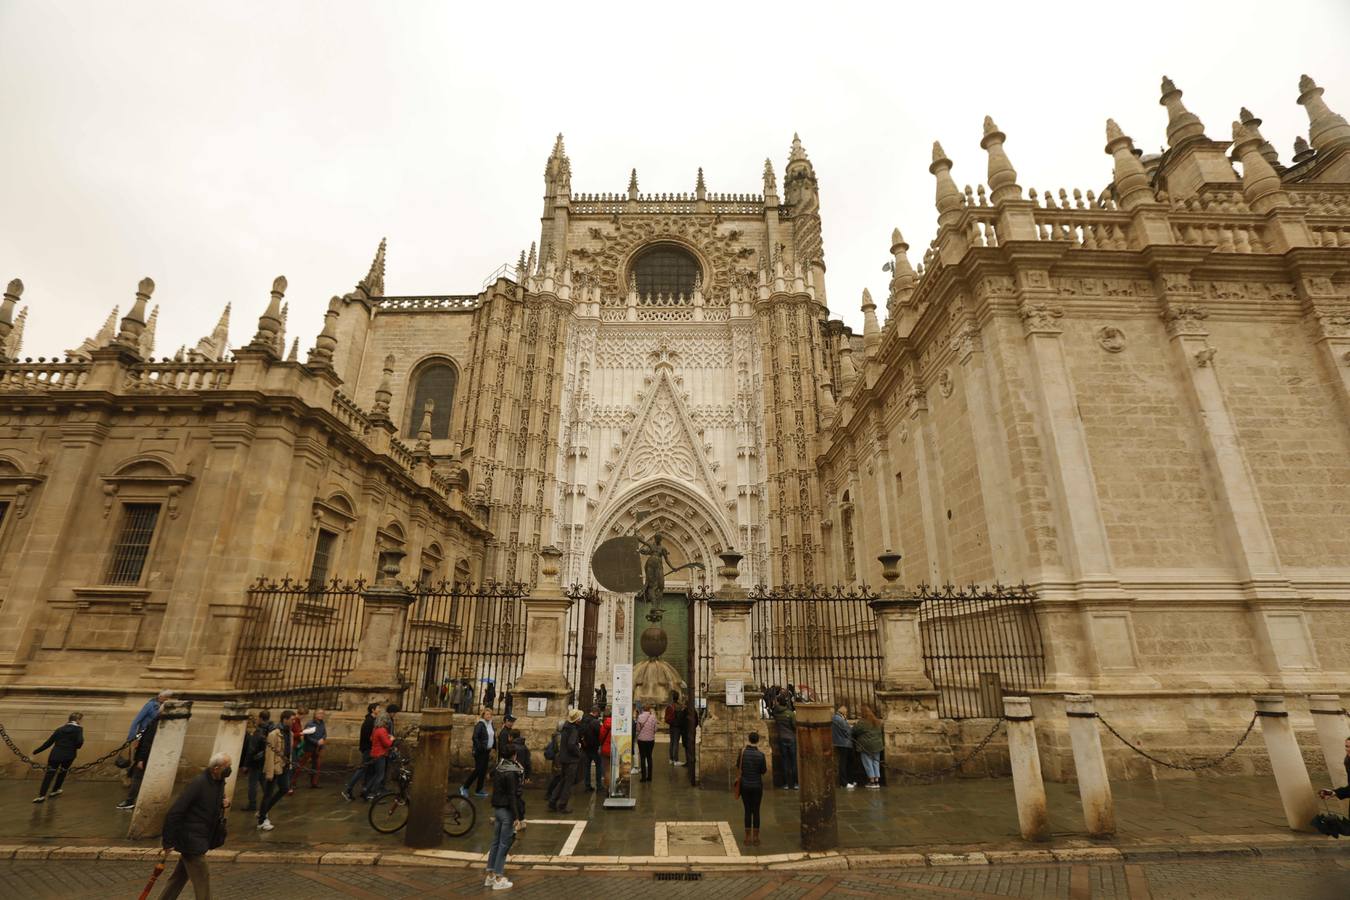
(877, 689, 956, 781)
(697, 691, 766, 786)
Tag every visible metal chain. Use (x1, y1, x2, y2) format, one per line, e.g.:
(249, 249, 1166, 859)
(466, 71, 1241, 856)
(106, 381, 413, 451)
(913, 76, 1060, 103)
(885, 717, 1006, 780)
(0, 722, 141, 775)
(1096, 712, 1258, 772)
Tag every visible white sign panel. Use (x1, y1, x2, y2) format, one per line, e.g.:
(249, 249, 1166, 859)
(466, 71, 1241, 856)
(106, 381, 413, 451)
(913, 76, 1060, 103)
(725, 678, 744, 707)
(526, 696, 548, 716)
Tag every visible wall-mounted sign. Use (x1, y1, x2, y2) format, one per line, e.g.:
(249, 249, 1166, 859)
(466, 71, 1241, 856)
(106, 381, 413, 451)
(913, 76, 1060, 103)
(726, 679, 744, 707)
(526, 696, 548, 716)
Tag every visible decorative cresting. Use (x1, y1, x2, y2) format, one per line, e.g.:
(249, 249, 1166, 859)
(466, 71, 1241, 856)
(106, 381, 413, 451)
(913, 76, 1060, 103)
(571, 217, 757, 304)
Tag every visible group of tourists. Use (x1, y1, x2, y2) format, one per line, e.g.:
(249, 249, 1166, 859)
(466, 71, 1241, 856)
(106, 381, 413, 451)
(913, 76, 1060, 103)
(760, 685, 884, 791)
(239, 704, 342, 831)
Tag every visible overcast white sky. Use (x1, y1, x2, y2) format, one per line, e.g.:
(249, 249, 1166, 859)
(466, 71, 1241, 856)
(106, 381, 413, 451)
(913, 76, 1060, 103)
(2, 1, 1348, 358)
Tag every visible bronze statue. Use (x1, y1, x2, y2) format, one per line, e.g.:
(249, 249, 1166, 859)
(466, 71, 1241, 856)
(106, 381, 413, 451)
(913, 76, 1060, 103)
(635, 533, 704, 609)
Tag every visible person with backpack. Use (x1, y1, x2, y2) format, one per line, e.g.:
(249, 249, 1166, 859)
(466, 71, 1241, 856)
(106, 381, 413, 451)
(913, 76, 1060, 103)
(851, 704, 885, 789)
(460, 707, 496, 798)
(737, 732, 768, 846)
(484, 743, 526, 891)
(241, 710, 271, 811)
(635, 702, 657, 783)
(771, 697, 798, 790)
(666, 692, 686, 766)
(546, 709, 583, 813)
(341, 702, 381, 802)
(581, 705, 603, 792)
(32, 712, 84, 803)
(256, 709, 294, 831)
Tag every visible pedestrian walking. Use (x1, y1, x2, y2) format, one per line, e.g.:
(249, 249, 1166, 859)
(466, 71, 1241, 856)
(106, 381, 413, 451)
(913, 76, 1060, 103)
(241, 710, 271, 811)
(852, 704, 885, 789)
(296, 709, 327, 788)
(285, 705, 308, 794)
(666, 692, 686, 766)
(581, 705, 603, 791)
(635, 702, 657, 782)
(342, 702, 381, 801)
(832, 704, 856, 789)
(598, 709, 613, 796)
(127, 689, 172, 743)
(32, 712, 84, 803)
(737, 732, 768, 846)
(159, 751, 231, 899)
(117, 708, 159, 810)
(364, 713, 395, 800)
(256, 709, 294, 830)
(546, 708, 583, 813)
(771, 697, 798, 789)
(484, 743, 526, 891)
(498, 714, 532, 782)
(460, 707, 495, 798)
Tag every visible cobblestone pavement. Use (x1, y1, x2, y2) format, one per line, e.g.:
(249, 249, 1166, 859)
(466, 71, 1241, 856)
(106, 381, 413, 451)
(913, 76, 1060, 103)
(2, 855, 1348, 899)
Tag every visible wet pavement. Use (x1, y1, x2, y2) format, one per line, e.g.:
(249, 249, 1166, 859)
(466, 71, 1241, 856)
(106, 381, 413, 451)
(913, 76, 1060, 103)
(0, 753, 1319, 858)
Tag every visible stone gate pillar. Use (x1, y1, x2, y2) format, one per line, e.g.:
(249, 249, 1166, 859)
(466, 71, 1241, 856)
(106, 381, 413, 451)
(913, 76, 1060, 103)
(699, 551, 762, 784)
(128, 699, 193, 840)
(1308, 694, 1349, 791)
(209, 700, 251, 805)
(340, 552, 415, 711)
(512, 546, 574, 723)
(868, 553, 953, 778)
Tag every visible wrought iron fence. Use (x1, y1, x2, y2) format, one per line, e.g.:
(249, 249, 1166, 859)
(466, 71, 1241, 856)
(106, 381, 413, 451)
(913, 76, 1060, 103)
(397, 580, 528, 714)
(916, 582, 1045, 719)
(690, 584, 714, 710)
(232, 576, 367, 711)
(749, 584, 884, 714)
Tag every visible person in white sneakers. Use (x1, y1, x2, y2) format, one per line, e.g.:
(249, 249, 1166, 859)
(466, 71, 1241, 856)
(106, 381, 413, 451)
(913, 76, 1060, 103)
(484, 743, 526, 890)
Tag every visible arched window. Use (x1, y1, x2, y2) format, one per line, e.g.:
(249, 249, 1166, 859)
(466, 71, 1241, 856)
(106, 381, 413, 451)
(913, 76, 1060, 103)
(631, 244, 700, 302)
(406, 361, 456, 439)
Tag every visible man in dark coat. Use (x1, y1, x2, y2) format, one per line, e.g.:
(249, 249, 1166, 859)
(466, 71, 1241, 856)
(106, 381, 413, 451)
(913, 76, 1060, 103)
(32, 712, 84, 802)
(342, 702, 381, 801)
(546, 709, 584, 813)
(581, 705, 603, 791)
(117, 711, 159, 810)
(160, 752, 230, 899)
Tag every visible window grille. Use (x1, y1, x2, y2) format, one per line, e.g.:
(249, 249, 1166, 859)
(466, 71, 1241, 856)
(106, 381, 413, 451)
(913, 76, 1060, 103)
(309, 529, 338, 587)
(104, 503, 160, 585)
(0, 501, 9, 530)
(632, 245, 700, 301)
(406, 363, 456, 439)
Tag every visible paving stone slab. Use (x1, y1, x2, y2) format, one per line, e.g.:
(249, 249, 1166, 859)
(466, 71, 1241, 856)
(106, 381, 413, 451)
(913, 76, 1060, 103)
(319, 851, 379, 865)
(1050, 847, 1122, 861)
(927, 851, 989, 866)
(846, 852, 927, 868)
(48, 846, 102, 859)
(983, 849, 1056, 864)
(235, 850, 324, 864)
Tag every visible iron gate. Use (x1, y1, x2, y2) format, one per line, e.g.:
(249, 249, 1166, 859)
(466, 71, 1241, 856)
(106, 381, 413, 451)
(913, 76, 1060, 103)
(563, 585, 602, 710)
(749, 584, 884, 714)
(916, 583, 1045, 718)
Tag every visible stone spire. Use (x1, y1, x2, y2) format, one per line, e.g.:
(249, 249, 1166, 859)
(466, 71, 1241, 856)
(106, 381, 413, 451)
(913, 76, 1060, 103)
(930, 141, 964, 227)
(981, 116, 1022, 203)
(416, 400, 434, 451)
(788, 132, 809, 166)
(762, 158, 777, 197)
(3, 304, 27, 360)
(838, 339, 859, 392)
(1160, 76, 1207, 148)
(286, 337, 300, 362)
(357, 238, 386, 298)
(307, 296, 341, 368)
(1232, 121, 1290, 212)
(1238, 107, 1282, 169)
(526, 241, 538, 276)
(114, 277, 155, 353)
(371, 354, 395, 421)
(627, 168, 639, 199)
(695, 167, 706, 200)
(195, 303, 231, 361)
(70, 305, 119, 358)
(545, 133, 571, 197)
(861, 288, 880, 357)
(138, 304, 159, 359)
(887, 227, 918, 314)
(249, 276, 287, 355)
(1104, 119, 1154, 210)
(1292, 135, 1315, 165)
(0, 278, 22, 360)
(274, 302, 289, 357)
(1298, 74, 1350, 154)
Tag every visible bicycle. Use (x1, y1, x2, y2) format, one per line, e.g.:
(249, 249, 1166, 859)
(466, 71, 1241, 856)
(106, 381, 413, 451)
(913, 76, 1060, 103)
(367, 749, 476, 837)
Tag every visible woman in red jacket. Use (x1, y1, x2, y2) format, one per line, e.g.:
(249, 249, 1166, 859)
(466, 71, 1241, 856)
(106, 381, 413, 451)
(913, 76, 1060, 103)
(598, 710, 613, 797)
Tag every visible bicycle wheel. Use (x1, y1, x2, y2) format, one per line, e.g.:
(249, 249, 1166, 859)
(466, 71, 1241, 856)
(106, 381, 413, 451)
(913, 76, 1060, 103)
(368, 793, 411, 834)
(442, 794, 476, 837)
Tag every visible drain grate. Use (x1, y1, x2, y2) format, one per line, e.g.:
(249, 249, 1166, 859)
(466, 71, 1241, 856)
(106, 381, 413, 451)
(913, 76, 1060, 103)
(654, 872, 703, 881)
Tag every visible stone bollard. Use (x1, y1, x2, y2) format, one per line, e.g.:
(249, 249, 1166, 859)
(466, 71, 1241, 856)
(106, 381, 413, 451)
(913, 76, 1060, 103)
(406, 708, 454, 849)
(1308, 694, 1349, 791)
(795, 703, 837, 851)
(208, 701, 251, 805)
(1064, 694, 1115, 837)
(1003, 696, 1049, 842)
(1253, 695, 1318, 832)
(128, 699, 193, 840)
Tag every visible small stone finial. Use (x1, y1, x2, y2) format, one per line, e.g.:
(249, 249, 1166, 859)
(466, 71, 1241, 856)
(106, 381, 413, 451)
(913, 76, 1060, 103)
(887, 227, 918, 313)
(1104, 118, 1153, 210)
(516, 249, 528, 278)
(1237, 107, 1282, 169)
(627, 168, 639, 197)
(195, 302, 231, 361)
(1231, 120, 1289, 212)
(1297, 73, 1350, 153)
(788, 132, 809, 165)
(1159, 75, 1207, 147)
(929, 141, 963, 225)
(416, 399, 434, 449)
(358, 238, 386, 298)
(861, 288, 880, 354)
(371, 353, 394, 419)
(138, 304, 159, 359)
(762, 158, 777, 195)
(980, 115, 1021, 202)
(286, 336, 300, 361)
(307, 296, 341, 368)
(526, 241, 538, 276)
(1292, 135, 1316, 164)
(0, 278, 22, 354)
(4, 278, 21, 303)
(838, 341, 859, 389)
(249, 275, 287, 353)
(114, 276, 156, 352)
(695, 166, 706, 199)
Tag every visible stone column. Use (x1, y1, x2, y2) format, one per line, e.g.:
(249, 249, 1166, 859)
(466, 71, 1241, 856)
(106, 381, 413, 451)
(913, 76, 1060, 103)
(1308, 694, 1349, 790)
(1064, 694, 1115, 837)
(128, 700, 193, 839)
(1003, 696, 1049, 842)
(795, 702, 837, 851)
(701, 551, 763, 784)
(511, 546, 574, 720)
(869, 554, 951, 778)
(405, 708, 453, 849)
(341, 553, 415, 709)
(1254, 695, 1318, 832)
(208, 701, 250, 804)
